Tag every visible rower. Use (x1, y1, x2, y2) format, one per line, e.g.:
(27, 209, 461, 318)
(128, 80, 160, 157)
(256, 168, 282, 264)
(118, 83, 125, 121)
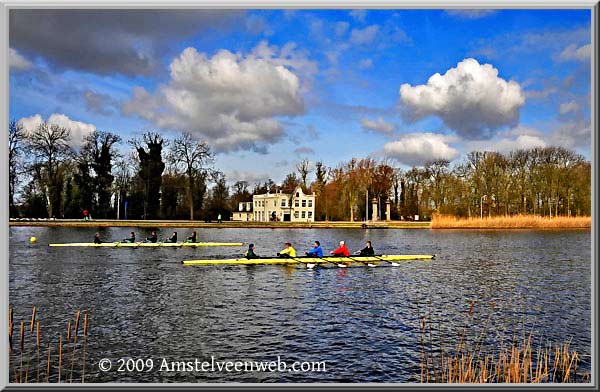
(244, 243, 259, 259)
(186, 231, 197, 243)
(277, 242, 296, 258)
(146, 231, 158, 243)
(305, 241, 323, 257)
(123, 232, 136, 243)
(94, 233, 103, 244)
(356, 240, 375, 256)
(166, 231, 178, 243)
(331, 240, 350, 256)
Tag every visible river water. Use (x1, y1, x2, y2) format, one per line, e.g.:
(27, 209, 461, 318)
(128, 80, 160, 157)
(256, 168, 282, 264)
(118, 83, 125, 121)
(9, 226, 591, 383)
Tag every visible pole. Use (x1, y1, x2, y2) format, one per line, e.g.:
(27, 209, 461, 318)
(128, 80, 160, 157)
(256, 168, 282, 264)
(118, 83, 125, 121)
(116, 189, 120, 220)
(366, 189, 369, 222)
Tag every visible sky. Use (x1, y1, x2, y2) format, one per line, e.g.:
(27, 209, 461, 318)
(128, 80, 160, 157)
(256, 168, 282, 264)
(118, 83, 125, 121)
(9, 8, 592, 186)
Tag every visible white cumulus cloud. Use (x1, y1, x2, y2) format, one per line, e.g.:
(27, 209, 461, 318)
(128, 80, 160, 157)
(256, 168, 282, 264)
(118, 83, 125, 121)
(17, 113, 96, 147)
(383, 133, 460, 166)
(399, 58, 525, 139)
(123, 42, 312, 153)
(9, 47, 32, 71)
(360, 117, 395, 134)
(558, 43, 591, 62)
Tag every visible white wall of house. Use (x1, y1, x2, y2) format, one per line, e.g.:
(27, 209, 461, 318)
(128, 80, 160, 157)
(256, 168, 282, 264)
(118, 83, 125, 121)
(252, 186, 315, 222)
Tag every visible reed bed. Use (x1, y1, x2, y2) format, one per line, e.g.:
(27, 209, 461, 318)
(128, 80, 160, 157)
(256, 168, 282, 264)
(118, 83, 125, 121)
(419, 301, 590, 383)
(431, 214, 591, 229)
(8, 307, 90, 383)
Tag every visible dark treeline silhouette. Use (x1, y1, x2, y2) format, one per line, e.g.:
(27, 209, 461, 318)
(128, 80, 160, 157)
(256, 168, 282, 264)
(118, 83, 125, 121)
(9, 121, 591, 221)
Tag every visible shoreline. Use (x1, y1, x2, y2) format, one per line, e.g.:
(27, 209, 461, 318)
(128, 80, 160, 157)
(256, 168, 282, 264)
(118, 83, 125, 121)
(8, 218, 590, 230)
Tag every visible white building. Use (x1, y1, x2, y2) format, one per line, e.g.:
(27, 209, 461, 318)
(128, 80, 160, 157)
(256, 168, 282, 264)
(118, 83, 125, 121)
(251, 186, 316, 222)
(231, 201, 253, 221)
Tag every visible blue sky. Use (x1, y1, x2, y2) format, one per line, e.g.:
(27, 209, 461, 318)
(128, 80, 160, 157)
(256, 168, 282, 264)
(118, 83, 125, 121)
(9, 9, 592, 186)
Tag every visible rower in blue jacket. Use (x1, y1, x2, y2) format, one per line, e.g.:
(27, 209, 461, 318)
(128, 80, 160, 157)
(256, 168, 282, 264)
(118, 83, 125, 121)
(305, 241, 323, 257)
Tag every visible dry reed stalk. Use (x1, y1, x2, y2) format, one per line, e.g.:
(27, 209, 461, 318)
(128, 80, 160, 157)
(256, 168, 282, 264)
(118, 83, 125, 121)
(69, 311, 81, 382)
(19, 321, 24, 383)
(66, 320, 71, 342)
(431, 213, 591, 229)
(36, 320, 41, 382)
(81, 312, 89, 382)
(58, 335, 62, 383)
(46, 344, 51, 383)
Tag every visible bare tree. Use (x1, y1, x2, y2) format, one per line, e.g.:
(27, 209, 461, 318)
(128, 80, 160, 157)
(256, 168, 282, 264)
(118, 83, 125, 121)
(27, 122, 72, 217)
(167, 132, 214, 220)
(296, 158, 311, 188)
(9, 121, 25, 216)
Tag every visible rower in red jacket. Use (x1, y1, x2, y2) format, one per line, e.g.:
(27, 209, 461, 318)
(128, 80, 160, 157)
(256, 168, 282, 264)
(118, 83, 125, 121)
(330, 240, 350, 256)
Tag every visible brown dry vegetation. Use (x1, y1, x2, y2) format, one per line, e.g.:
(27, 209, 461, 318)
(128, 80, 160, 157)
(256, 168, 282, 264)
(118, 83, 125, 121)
(431, 214, 591, 229)
(419, 301, 590, 383)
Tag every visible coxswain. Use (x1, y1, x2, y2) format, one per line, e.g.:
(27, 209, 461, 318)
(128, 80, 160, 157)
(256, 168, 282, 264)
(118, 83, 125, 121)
(244, 243, 259, 259)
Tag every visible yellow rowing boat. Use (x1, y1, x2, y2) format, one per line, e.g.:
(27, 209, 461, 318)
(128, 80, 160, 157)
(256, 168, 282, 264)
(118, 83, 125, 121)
(49, 242, 243, 247)
(181, 254, 434, 266)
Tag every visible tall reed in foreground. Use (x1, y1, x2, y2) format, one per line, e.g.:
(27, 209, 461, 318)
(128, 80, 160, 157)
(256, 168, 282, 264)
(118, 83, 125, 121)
(8, 307, 90, 383)
(419, 301, 590, 383)
(431, 214, 591, 229)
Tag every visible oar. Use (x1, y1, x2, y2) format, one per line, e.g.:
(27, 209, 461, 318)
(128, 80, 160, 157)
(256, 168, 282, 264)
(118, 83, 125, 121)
(345, 255, 379, 267)
(371, 254, 400, 267)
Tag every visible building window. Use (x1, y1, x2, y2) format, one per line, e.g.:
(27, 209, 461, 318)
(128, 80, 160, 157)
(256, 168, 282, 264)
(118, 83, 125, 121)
(308, 200, 313, 207)
(281, 199, 286, 207)
(308, 212, 312, 218)
(301, 211, 306, 218)
(294, 211, 299, 218)
(295, 199, 299, 207)
(296, 192, 300, 197)
(302, 200, 306, 207)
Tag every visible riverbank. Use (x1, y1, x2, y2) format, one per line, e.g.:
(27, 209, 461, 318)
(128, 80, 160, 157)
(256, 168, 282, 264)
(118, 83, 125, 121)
(9, 215, 592, 229)
(430, 214, 591, 229)
(8, 219, 431, 229)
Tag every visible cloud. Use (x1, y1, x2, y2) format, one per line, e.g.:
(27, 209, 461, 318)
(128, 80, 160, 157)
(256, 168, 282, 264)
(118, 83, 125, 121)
(399, 58, 525, 139)
(350, 25, 379, 45)
(225, 170, 271, 185)
(10, 10, 241, 76)
(84, 90, 118, 116)
(383, 133, 460, 166)
(123, 42, 310, 153)
(358, 58, 373, 69)
(558, 43, 591, 62)
(294, 146, 315, 155)
(349, 10, 367, 22)
(360, 117, 395, 135)
(9, 47, 32, 71)
(559, 101, 581, 115)
(246, 14, 273, 36)
(335, 21, 350, 37)
(550, 120, 591, 149)
(17, 113, 96, 147)
(525, 86, 557, 99)
(466, 134, 547, 154)
(445, 10, 497, 19)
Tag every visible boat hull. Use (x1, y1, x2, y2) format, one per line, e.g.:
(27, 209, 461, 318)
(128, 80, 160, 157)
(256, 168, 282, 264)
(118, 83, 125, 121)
(181, 255, 434, 266)
(49, 242, 243, 247)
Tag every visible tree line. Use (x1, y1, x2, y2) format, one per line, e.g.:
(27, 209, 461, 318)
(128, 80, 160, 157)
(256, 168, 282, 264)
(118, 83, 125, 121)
(9, 121, 591, 221)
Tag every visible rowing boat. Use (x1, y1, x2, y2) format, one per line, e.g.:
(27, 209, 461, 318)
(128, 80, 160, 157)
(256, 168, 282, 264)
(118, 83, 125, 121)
(181, 254, 434, 266)
(49, 242, 243, 247)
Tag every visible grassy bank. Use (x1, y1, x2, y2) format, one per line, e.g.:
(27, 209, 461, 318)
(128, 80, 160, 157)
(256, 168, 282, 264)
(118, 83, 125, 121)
(8, 219, 430, 229)
(431, 214, 591, 229)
